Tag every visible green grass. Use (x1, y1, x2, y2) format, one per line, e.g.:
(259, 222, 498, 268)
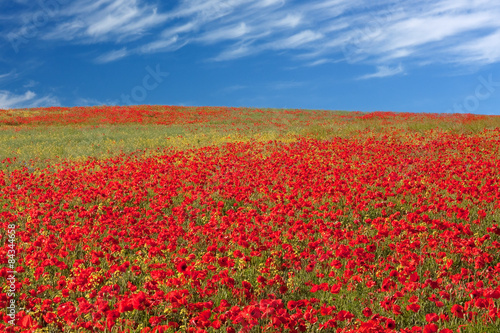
(1, 107, 499, 173)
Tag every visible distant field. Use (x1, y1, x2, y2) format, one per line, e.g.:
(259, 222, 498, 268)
(1, 106, 500, 332)
(1, 106, 499, 171)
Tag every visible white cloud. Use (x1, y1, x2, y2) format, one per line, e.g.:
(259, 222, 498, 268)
(252, 0, 285, 8)
(139, 36, 187, 54)
(271, 30, 323, 49)
(23, 80, 38, 88)
(275, 14, 302, 28)
(0, 70, 17, 81)
(43, 20, 86, 41)
(213, 42, 255, 61)
(357, 64, 404, 80)
(451, 30, 500, 65)
(43, 0, 169, 43)
(86, 6, 139, 37)
(337, 1, 500, 66)
(164, 0, 251, 22)
(198, 22, 249, 44)
(0, 90, 59, 109)
(24, 94, 60, 108)
(95, 47, 129, 63)
(306, 58, 332, 66)
(369, 12, 500, 59)
(161, 22, 198, 38)
(4, 0, 500, 72)
(0, 90, 35, 109)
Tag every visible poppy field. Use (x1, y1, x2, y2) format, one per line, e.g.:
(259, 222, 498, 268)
(1, 106, 500, 333)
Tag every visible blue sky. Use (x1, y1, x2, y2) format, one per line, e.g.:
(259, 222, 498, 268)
(1, 0, 500, 114)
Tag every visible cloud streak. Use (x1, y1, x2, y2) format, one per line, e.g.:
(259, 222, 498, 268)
(0, 90, 59, 109)
(357, 64, 404, 80)
(95, 47, 129, 63)
(3, 0, 500, 75)
(0, 70, 16, 81)
(43, 0, 169, 43)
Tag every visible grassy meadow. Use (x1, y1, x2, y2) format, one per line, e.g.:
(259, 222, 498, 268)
(0, 106, 499, 332)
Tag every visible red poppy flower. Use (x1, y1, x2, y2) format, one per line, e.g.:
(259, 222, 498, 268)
(176, 261, 188, 273)
(386, 319, 396, 329)
(425, 313, 439, 323)
(406, 303, 420, 313)
(423, 323, 438, 333)
(451, 304, 464, 318)
(392, 304, 402, 316)
(330, 284, 341, 294)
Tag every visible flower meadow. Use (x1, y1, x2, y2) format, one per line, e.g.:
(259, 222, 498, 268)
(1, 106, 500, 332)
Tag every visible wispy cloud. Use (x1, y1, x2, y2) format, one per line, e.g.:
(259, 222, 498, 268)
(305, 58, 334, 67)
(95, 47, 129, 63)
(275, 14, 302, 28)
(4, 0, 500, 74)
(270, 30, 323, 50)
(23, 80, 38, 88)
(212, 42, 256, 61)
(357, 64, 404, 80)
(450, 30, 500, 65)
(43, 0, 169, 43)
(197, 22, 249, 44)
(139, 36, 187, 54)
(0, 90, 59, 109)
(0, 90, 35, 109)
(0, 70, 17, 81)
